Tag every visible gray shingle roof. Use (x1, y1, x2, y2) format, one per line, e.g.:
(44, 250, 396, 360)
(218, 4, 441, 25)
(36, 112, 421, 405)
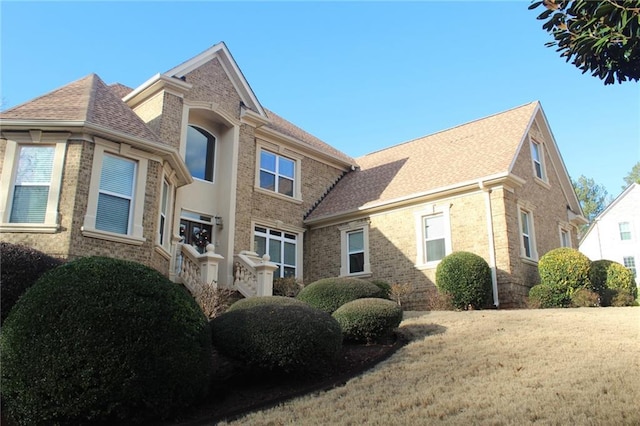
(305, 102, 539, 221)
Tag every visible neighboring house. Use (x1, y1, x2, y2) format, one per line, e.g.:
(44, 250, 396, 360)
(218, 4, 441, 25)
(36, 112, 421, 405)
(579, 183, 640, 287)
(0, 42, 586, 308)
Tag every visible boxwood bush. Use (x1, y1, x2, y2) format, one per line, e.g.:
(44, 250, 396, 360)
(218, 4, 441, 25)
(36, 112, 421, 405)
(296, 277, 387, 314)
(0, 256, 212, 425)
(332, 298, 403, 342)
(211, 303, 342, 375)
(370, 279, 392, 299)
(589, 259, 637, 306)
(0, 242, 64, 324)
(226, 295, 309, 311)
(435, 251, 492, 310)
(538, 247, 591, 294)
(527, 283, 571, 308)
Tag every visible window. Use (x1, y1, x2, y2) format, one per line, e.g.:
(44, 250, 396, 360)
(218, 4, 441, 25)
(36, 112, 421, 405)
(424, 214, 446, 263)
(180, 211, 213, 254)
(259, 150, 295, 197)
(519, 208, 537, 260)
(254, 225, 297, 278)
(415, 205, 451, 268)
(623, 257, 636, 278)
(339, 222, 371, 276)
(185, 125, 216, 182)
(158, 178, 170, 247)
(619, 222, 632, 240)
(530, 139, 545, 180)
(95, 154, 136, 234)
(9, 145, 54, 223)
(560, 228, 571, 248)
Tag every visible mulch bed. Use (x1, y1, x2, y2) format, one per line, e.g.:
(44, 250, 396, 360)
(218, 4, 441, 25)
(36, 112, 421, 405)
(165, 334, 406, 425)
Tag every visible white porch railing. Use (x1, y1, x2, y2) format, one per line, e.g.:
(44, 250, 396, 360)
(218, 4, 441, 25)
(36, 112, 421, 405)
(233, 250, 278, 298)
(174, 242, 224, 294)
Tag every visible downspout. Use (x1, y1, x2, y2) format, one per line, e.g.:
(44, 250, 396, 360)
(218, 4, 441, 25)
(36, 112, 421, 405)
(480, 180, 499, 307)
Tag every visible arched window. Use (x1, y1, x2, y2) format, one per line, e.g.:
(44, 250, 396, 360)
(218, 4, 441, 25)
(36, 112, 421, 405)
(185, 125, 216, 182)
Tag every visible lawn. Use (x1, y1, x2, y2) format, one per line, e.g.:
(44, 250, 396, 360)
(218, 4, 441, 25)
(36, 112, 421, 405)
(221, 307, 639, 425)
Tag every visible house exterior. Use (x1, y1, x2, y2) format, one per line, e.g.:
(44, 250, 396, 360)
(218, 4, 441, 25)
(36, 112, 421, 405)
(579, 183, 640, 287)
(0, 42, 586, 308)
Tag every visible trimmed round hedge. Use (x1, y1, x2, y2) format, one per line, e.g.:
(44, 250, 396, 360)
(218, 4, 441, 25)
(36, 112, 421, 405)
(226, 295, 309, 312)
(296, 277, 387, 314)
(538, 247, 591, 293)
(332, 298, 403, 342)
(435, 251, 492, 310)
(0, 256, 212, 425)
(211, 303, 342, 375)
(589, 259, 637, 306)
(0, 242, 64, 324)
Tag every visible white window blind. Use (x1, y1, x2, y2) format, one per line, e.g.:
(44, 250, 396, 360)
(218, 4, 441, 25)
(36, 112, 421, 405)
(96, 154, 136, 234)
(10, 146, 55, 223)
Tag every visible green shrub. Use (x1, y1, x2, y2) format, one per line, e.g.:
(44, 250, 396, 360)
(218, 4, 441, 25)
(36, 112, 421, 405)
(0, 242, 64, 324)
(570, 288, 600, 307)
(527, 283, 571, 308)
(370, 280, 392, 299)
(226, 295, 309, 312)
(272, 276, 304, 297)
(538, 248, 591, 294)
(296, 277, 387, 314)
(332, 298, 403, 342)
(435, 251, 492, 310)
(0, 257, 212, 425)
(589, 259, 637, 306)
(211, 303, 342, 375)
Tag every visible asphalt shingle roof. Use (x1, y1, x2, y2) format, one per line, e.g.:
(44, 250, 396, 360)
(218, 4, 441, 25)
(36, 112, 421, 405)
(0, 74, 162, 144)
(305, 102, 539, 221)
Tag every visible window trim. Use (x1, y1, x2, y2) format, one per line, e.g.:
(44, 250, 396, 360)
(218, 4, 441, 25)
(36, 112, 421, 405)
(518, 206, 538, 262)
(414, 204, 452, 270)
(185, 124, 217, 183)
(82, 141, 147, 245)
(0, 133, 68, 233)
(254, 144, 302, 202)
(559, 225, 571, 248)
(339, 221, 371, 277)
(530, 137, 547, 182)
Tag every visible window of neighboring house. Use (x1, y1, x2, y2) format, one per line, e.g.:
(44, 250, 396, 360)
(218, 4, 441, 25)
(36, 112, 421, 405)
(9, 145, 55, 223)
(185, 125, 216, 182)
(339, 223, 371, 276)
(180, 211, 213, 254)
(259, 150, 295, 197)
(530, 139, 545, 180)
(158, 178, 170, 248)
(619, 222, 632, 240)
(254, 225, 297, 278)
(623, 256, 636, 278)
(96, 154, 136, 235)
(560, 228, 571, 248)
(519, 208, 537, 260)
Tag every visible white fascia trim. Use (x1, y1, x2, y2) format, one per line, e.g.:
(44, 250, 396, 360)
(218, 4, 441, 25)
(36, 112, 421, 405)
(256, 125, 354, 170)
(241, 107, 271, 128)
(123, 73, 192, 108)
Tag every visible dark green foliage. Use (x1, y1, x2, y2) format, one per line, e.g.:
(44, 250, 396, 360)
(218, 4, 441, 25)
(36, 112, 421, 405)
(296, 277, 387, 314)
(0, 256, 212, 425)
(591, 260, 638, 306)
(528, 283, 571, 308)
(272, 276, 304, 297)
(211, 303, 342, 375)
(570, 288, 600, 307)
(435, 251, 492, 310)
(538, 247, 591, 293)
(588, 259, 615, 303)
(370, 279, 392, 299)
(332, 298, 403, 342)
(529, 0, 640, 85)
(0, 242, 64, 324)
(226, 295, 309, 312)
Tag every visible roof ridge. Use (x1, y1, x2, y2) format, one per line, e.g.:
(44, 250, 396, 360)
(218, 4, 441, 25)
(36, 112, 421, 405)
(84, 73, 101, 123)
(359, 101, 539, 159)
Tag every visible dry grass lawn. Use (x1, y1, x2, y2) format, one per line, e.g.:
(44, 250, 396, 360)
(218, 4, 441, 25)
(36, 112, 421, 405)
(222, 307, 639, 425)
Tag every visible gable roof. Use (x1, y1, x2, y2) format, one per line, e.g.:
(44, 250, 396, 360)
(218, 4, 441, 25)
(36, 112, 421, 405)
(0, 74, 162, 143)
(579, 183, 639, 243)
(305, 102, 540, 222)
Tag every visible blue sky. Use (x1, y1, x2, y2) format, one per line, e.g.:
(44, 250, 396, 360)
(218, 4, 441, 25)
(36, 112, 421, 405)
(2, 1, 639, 199)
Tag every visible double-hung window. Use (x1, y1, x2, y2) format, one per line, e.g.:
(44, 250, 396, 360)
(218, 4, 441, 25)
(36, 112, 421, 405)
(185, 125, 216, 182)
(560, 228, 571, 248)
(339, 222, 371, 276)
(519, 208, 537, 260)
(619, 222, 632, 240)
(424, 214, 446, 263)
(9, 145, 55, 223)
(530, 139, 546, 181)
(254, 225, 297, 278)
(259, 150, 295, 197)
(623, 257, 636, 278)
(415, 205, 451, 268)
(96, 154, 136, 235)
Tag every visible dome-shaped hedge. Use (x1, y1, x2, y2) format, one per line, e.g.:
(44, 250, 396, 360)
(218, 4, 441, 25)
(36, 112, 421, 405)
(0, 242, 64, 324)
(589, 259, 637, 306)
(332, 298, 403, 342)
(211, 303, 342, 375)
(538, 247, 591, 293)
(226, 295, 309, 312)
(0, 256, 212, 425)
(296, 277, 387, 314)
(435, 251, 492, 310)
